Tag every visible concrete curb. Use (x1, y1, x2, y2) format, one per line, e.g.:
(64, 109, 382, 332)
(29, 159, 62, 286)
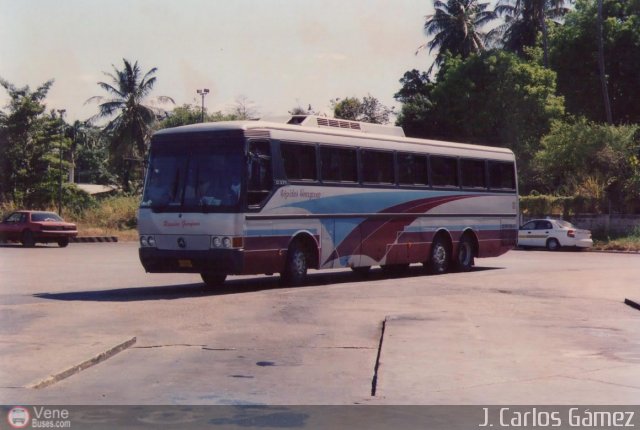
(27, 336, 136, 389)
(71, 236, 119, 243)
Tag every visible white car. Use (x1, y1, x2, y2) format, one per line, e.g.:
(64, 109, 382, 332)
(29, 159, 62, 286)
(518, 219, 593, 250)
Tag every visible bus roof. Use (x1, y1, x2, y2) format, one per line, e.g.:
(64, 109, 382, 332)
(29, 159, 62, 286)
(154, 115, 515, 158)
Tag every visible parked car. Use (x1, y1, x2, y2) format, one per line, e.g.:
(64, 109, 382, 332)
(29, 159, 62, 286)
(518, 219, 593, 251)
(0, 210, 78, 247)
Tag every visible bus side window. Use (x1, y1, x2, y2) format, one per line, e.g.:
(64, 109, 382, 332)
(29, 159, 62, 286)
(247, 141, 273, 207)
(488, 161, 516, 190)
(281, 143, 317, 181)
(320, 146, 357, 183)
(460, 159, 487, 189)
(398, 153, 428, 186)
(431, 156, 459, 187)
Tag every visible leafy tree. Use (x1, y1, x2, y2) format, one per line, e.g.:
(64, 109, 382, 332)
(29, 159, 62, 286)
(331, 95, 395, 124)
(549, 0, 640, 124)
(73, 125, 114, 185)
(396, 51, 564, 190)
(0, 79, 62, 205)
(157, 104, 242, 129)
(289, 103, 320, 116)
(417, 0, 495, 73)
(394, 69, 433, 104)
(230, 95, 259, 120)
(535, 118, 640, 211)
(86, 59, 174, 191)
(394, 70, 436, 137)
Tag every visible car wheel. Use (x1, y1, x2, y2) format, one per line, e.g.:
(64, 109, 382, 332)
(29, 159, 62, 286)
(281, 242, 308, 286)
(58, 238, 69, 248)
(546, 238, 561, 251)
(456, 235, 475, 272)
(21, 230, 35, 248)
(427, 236, 450, 274)
(201, 273, 227, 288)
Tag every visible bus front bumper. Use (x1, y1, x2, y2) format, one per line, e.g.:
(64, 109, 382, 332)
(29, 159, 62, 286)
(139, 247, 244, 274)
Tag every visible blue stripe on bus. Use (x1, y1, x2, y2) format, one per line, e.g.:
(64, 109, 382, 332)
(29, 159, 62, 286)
(403, 224, 502, 233)
(278, 190, 470, 215)
(245, 228, 319, 237)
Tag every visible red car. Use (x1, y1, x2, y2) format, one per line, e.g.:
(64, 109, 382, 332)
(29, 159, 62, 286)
(0, 210, 78, 247)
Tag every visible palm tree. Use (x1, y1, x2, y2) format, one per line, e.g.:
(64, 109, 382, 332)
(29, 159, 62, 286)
(417, 0, 495, 74)
(494, 0, 572, 66)
(596, 0, 612, 124)
(86, 59, 174, 190)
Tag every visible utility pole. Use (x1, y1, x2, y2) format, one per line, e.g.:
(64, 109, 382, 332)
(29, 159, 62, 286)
(196, 89, 209, 123)
(57, 109, 66, 215)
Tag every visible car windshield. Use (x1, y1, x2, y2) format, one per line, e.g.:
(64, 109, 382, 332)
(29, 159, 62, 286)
(31, 212, 63, 222)
(141, 135, 244, 212)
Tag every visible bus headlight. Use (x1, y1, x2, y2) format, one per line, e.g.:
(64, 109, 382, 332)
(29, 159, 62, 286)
(211, 236, 241, 249)
(140, 235, 156, 248)
(212, 237, 222, 248)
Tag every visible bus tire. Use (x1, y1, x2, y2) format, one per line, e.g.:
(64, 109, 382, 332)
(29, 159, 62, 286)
(456, 234, 475, 272)
(201, 273, 227, 288)
(427, 236, 450, 275)
(281, 242, 308, 285)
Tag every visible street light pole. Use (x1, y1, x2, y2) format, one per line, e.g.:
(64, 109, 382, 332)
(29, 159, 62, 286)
(196, 88, 209, 122)
(57, 109, 66, 215)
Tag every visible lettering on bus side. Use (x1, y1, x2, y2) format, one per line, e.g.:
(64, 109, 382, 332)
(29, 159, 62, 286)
(279, 189, 322, 200)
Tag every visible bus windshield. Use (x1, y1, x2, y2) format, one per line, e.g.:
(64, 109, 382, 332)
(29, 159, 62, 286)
(141, 138, 244, 212)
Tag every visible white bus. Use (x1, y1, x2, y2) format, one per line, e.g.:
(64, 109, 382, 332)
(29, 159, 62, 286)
(138, 115, 518, 287)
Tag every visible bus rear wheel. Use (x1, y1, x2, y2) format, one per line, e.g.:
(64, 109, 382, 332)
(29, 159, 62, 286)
(201, 273, 227, 288)
(281, 242, 308, 286)
(456, 235, 475, 272)
(427, 236, 450, 274)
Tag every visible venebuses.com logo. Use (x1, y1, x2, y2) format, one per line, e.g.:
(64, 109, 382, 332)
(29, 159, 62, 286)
(7, 406, 30, 429)
(6, 406, 72, 428)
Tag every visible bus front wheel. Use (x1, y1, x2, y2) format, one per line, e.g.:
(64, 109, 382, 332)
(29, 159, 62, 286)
(201, 273, 227, 288)
(281, 242, 308, 286)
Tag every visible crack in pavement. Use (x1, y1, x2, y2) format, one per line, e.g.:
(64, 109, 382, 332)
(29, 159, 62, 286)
(134, 344, 237, 351)
(370, 317, 387, 396)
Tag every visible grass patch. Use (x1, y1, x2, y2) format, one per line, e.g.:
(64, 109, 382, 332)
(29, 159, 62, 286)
(69, 195, 139, 241)
(592, 227, 640, 252)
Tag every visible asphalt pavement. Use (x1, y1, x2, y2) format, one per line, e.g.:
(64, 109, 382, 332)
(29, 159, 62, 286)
(1, 243, 639, 404)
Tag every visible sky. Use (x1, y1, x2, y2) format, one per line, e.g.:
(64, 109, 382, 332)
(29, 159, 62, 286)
(0, 0, 435, 123)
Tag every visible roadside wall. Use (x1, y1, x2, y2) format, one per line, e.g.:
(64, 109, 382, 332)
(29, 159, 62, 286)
(570, 214, 640, 235)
